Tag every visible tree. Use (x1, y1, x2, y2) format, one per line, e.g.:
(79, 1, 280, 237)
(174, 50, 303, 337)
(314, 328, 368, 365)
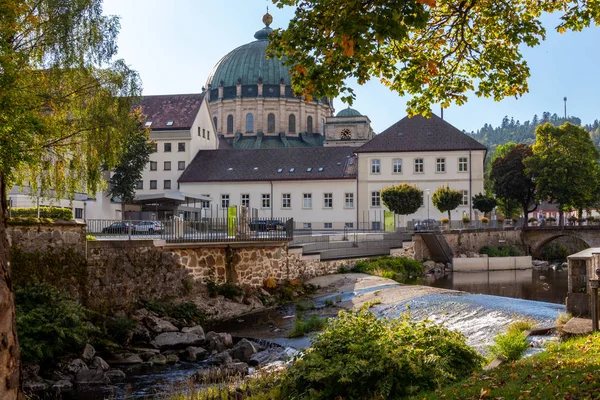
(381, 184, 423, 216)
(0, 2, 140, 398)
(107, 112, 154, 216)
(269, 0, 600, 114)
(472, 193, 497, 217)
(432, 185, 462, 220)
(524, 123, 600, 227)
(489, 144, 537, 226)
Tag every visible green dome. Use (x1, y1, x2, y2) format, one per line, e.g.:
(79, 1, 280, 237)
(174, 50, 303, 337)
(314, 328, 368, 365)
(205, 16, 290, 88)
(336, 107, 362, 117)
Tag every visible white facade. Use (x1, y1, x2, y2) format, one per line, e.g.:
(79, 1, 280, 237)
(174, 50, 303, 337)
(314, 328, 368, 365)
(357, 150, 486, 227)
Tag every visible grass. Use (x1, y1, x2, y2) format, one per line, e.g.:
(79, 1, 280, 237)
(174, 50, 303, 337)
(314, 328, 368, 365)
(412, 333, 600, 400)
(557, 312, 573, 326)
(288, 314, 327, 338)
(486, 320, 536, 362)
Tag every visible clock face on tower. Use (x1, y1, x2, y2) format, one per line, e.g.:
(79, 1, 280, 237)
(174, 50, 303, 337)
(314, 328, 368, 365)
(340, 128, 352, 140)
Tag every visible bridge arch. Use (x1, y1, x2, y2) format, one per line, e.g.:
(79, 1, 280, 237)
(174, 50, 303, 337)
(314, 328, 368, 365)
(529, 232, 591, 259)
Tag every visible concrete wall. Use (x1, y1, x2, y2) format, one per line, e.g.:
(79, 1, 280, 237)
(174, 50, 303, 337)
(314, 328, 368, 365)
(453, 256, 532, 272)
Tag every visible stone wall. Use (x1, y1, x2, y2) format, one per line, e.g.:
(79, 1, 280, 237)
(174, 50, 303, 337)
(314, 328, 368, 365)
(8, 222, 85, 254)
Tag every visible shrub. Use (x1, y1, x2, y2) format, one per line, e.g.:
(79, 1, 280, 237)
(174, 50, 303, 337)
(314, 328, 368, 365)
(487, 330, 529, 361)
(480, 217, 489, 224)
(86, 234, 97, 241)
(497, 216, 505, 223)
(207, 281, 244, 299)
(16, 284, 98, 365)
(546, 217, 556, 222)
(556, 312, 573, 326)
(506, 319, 536, 335)
(541, 243, 569, 262)
(351, 256, 423, 283)
(143, 299, 206, 325)
(479, 245, 522, 257)
(106, 317, 137, 345)
(462, 215, 471, 224)
(440, 217, 450, 224)
(511, 216, 520, 223)
(8, 217, 55, 225)
(528, 217, 538, 223)
(288, 315, 327, 338)
(281, 310, 483, 399)
(10, 206, 73, 220)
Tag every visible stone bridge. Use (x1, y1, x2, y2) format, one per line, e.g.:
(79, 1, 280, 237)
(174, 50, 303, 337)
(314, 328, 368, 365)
(416, 226, 600, 259)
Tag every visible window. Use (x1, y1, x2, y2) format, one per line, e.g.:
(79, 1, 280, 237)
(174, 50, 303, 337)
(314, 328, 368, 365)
(246, 113, 254, 132)
(371, 159, 381, 174)
(207, 130, 210, 140)
(459, 157, 468, 172)
(371, 191, 381, 207)
(178, 161, 185, 170)
(288, 114, 296, 133)
(164, 143, 171, 152)
(414, 158, 424, 173)
(344, 222, 354, 228)
(166, 121, 173, 126)
(213, 117, 217, 131)
(151, 143, 158, 152)
(75, 208, 83, 219)
(321, 118, 325, 134)
(135, 180, 143, 190)
(150, 180, 157, 190)
(198, 127, 201, 136)
(202, 128, 206, 138)
(227, 115, 234, 133)
(262, 194, 271, 208)
(393, 159, 402, 173)
(307, 116, 313, 133)
(201, 194, 210, 209)
(323, 193, 333, 208)
(345, 193, 354, 208)
(150, 161, 157, 171)
(164, 180, 171, 190)
(436, 158, 446, 172)
(461, 190, 469, 206)
(303, 193, 312, 208)
(178, 142, 185, 152)
(221, 194, 230, 208)
(241, 194, 250, 207)
(164, 161, 171, 171)
(303, 223, 312, 229)
(372, 221, 381, 230)
(267, 113, 275, 133)
(324, 223, 332, 229)
(282, 193, 291, 209)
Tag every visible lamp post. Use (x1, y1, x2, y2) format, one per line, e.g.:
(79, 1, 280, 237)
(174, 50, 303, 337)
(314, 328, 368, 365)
(426, 189, 430, 221)
(591, 267, 600, 333)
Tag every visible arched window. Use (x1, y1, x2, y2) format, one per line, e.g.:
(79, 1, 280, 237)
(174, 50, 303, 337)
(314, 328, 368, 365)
(246, 113, 254, 132)
(213, 116, 217, 130)
(307, 116, 313, 134)
(267, 113, 276, 133)
(226, 115, 233, 134)
(288, 114, 296, 133)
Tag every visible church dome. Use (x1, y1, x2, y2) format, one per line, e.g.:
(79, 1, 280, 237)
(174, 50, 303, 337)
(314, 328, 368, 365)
(205, 13, 290, 89)
(336, 107, 362, 117)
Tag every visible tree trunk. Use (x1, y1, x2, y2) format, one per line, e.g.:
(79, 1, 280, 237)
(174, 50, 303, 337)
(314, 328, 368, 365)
(523, 208, 528, 228)
(0, 171, 23, 399)
(578, 208, 583, 226)
(447, 210, 451, 221)
(559, 208, 564, 228)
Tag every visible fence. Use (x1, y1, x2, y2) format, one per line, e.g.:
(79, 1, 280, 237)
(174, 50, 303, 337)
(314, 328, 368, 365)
(406, 218, 525, 231)
(86, 217, 293, 243)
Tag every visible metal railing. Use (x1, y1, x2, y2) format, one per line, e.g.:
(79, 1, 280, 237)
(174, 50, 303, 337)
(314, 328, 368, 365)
(86, 218, 293, 243)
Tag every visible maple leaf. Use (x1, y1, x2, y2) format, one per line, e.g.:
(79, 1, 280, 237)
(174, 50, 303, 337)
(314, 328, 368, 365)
(417, 0, 437, 7)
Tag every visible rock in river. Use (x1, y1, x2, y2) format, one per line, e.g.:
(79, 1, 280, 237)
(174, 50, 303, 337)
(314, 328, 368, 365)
(150, 332, 205, 349)
(144, 316, 179, 334)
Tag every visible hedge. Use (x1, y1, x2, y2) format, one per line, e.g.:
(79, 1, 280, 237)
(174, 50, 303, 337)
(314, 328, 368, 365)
(10, 207, 72, 220)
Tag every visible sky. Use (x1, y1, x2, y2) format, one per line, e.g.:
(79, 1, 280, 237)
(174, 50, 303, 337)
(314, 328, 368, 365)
(102, 0, 600, 134)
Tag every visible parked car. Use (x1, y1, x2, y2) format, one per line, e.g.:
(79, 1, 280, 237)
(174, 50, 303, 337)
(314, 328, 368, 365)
(135, 221, 164, 234)
(414, 219, 439, 231)
(101, 222, 134, 234)
(248, 219, 286, 232)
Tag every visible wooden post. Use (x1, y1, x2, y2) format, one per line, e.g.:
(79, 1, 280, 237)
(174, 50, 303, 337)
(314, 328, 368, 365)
(592, 284, 599, 333)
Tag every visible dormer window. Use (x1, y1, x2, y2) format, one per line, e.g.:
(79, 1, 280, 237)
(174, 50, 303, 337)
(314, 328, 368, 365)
(145, 121, 152, 127)
(166, 121, 174, 126)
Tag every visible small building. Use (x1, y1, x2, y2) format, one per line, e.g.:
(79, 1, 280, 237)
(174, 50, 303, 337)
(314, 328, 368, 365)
(567, 248, 600, 317)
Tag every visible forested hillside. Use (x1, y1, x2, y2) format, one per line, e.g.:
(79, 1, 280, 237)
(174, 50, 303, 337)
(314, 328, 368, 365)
(469, 112, 600, 150)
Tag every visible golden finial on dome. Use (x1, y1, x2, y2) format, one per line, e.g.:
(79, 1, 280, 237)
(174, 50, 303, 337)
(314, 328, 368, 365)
(263, 8, 273, 27)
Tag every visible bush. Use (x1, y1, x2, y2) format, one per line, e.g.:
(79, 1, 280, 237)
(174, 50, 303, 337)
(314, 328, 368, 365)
(8, 217, 55, 225)
(281, 310, 483, 399)
(480, 217, 489, 224)
(352, 256, 423, 283)
(206, 281, 244, 299)
(441, 217, 450, 224)
(528, 217, 538, 223)
(16, 284, 98, 365)
(143, 299, 206, 325)
(288, 315, 327, 338)
(487, 330, 529, 361)
(506, 319, 536, 335)
(106, 317, 137, 345)
(479, 245, 522, 257)
(541, 243, 569, 262)
(462, 215, 471, 224)
(10, 206, 73, 220)
(546, 217, 556, 222)
(497, 216, 505, 223)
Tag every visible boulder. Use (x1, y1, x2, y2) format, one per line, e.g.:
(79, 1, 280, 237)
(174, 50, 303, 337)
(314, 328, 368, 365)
(165, 354, 180, 364)
(131, 308, 149, 321)
(182, 325, 205, 338)
(150, 332, 204, 349)
(89, 356, 110, 371)
(66, 358, 88, 374)
(206, 351, 233, 366)
(75, 369, 110, 385)
(22, 363, 40, 380)
(143, 315, 179, 334)
(104, 369, 126, 381)
(183, 346, 208, 362)
(148, 354, 167, 365)
(422, 261, 435, 270)
(205, 331, 232, 352)
(229, 339, 258, 363)
(163, 316, 186, 330)
(132, 325, 152, 344)
(105, 352, 143, 365)
(52, 379, 73, 392)
(24, 379, 48, 392)
(46, 370, 74, 382)
(81, 343, 96, 361)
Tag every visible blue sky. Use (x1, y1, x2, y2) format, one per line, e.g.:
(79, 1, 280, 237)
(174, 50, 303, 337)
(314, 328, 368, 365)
(102, 0, 600, 134)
